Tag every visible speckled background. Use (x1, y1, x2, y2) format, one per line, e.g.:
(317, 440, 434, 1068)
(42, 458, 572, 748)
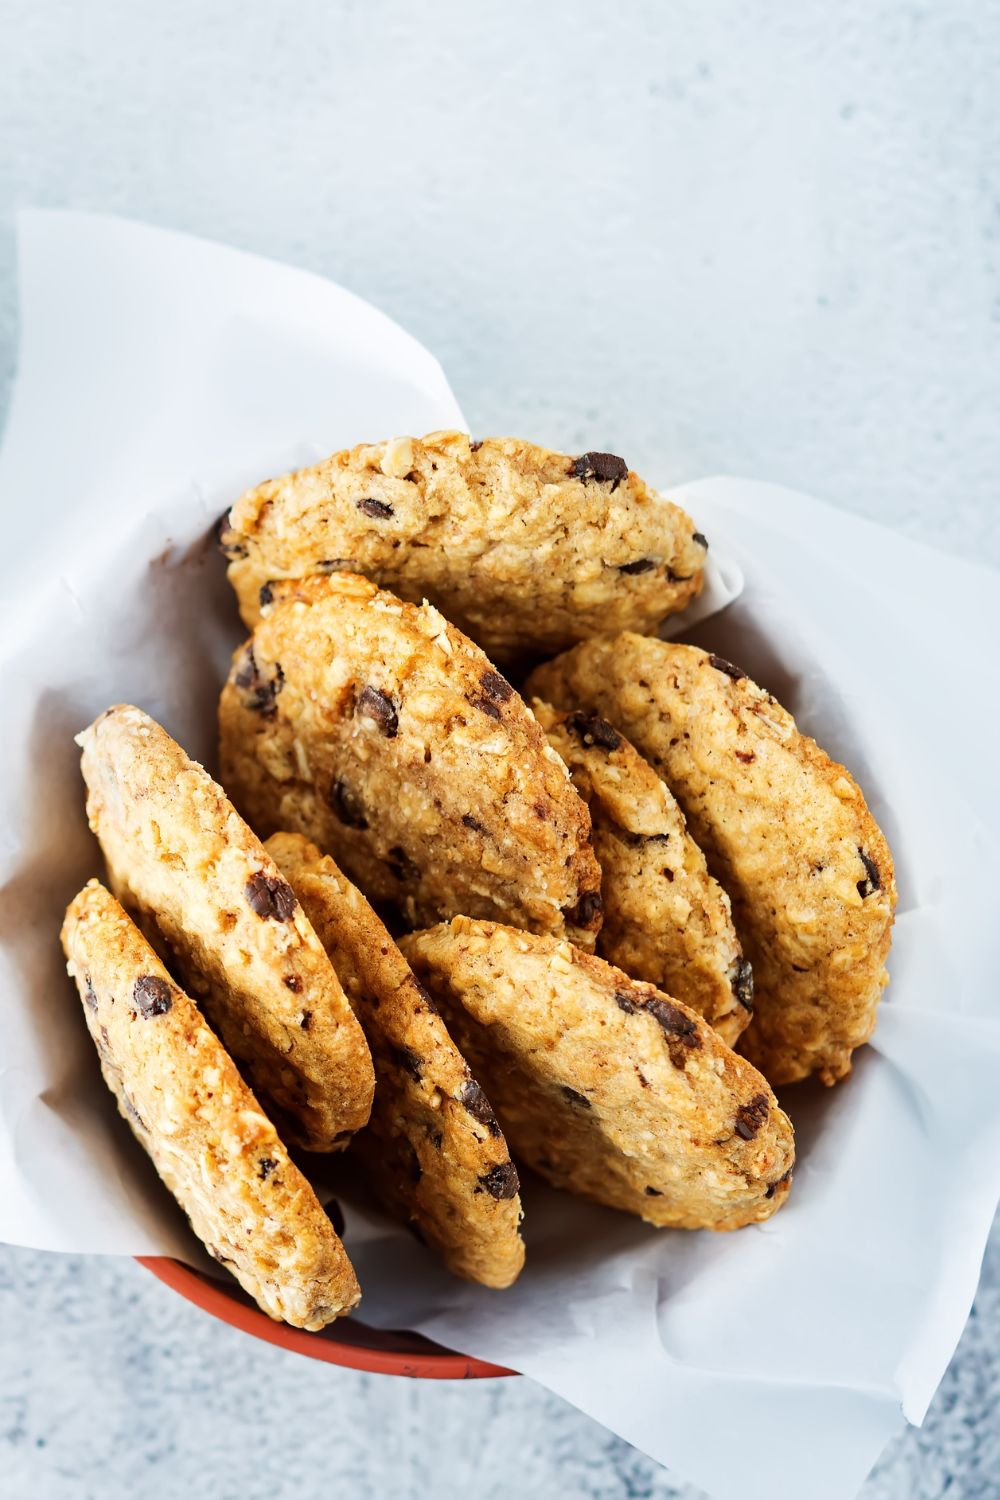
(1, 2, 998, 1496)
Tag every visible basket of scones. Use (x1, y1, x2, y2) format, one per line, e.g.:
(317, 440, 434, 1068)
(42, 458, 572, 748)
(60, 431, 895, 1341)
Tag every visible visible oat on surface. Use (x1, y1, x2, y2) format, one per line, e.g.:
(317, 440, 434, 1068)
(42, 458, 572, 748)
(533, 699, 751, 1046)
(218, 430, 708, 663)
(77, 705, 375, 1151)
(399, 918, 794, 1229)
(528, 637, 896, 1086)
(61, 880, 360, 1329)
(218, 573, 602, 947)
(266, 832, 525, 1289)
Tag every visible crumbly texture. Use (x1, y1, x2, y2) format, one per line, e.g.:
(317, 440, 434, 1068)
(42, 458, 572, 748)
(78, 705, 374, 1152)
(218, 573, 602, 946)
(400, 919, 794, 1229)
(266, 832, 525, 1289)
(219, 430, 708, 664)
(527, 637, 897, 1086)
(532, 700, 750, 1046)
(61, 881, 360, 1329)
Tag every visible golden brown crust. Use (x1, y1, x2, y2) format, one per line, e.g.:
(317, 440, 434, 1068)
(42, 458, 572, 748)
(77, 705, 374, 1151)
(220, 430, 707, 663)
(218, 573, 602, 946)
(61, 881, 360, 1328)
(399, 918, 794, 1229)
(265, 832, 525, 1289)
(533, 700, 750, 1045)
(527, 637, 896, 1086)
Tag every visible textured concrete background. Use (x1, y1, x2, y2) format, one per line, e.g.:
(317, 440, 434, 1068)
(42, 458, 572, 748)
(1, 2, 998, 1496)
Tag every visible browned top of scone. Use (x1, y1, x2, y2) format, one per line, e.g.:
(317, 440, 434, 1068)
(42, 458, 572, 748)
(61, 879, 360, 1330)
(400, 917, 794, 1231)
(77, 703, 374, 1150)
(266, 831, 525, 1289)
(219, 430, 707, 661)
(527, 635, 896, 1086)
(218, 572, 602, 946)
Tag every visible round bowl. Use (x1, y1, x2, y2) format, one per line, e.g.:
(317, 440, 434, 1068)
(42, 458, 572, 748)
(138, 1256, 515, 1378)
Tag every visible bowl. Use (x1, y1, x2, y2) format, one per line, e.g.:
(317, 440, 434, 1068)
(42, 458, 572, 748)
(137, 1256, 515, 1378)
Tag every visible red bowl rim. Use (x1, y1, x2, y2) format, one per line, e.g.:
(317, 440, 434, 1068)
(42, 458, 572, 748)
(137, 1256, 516, 1379)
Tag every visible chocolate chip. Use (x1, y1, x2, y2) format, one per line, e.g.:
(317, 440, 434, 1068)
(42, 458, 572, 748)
(132, 975, 174, 1018)
(468, 695, 501, 720)
(215, 512, 248, 560)
(646, 996, 701, 1066)
(565, 710, 622, 752)
(480, 669, 513, 703)
(735, 750, 755, 764)
(357, 497, 395, 519)
(411, 979, 438, 1014)
(258, 581, 274, 609)
(563, 889, 603, 930)
(317, 557, 359, 573)
(389, 1044, 423, 1082)
(328, 777, 368, 829)
(708, 654, 745, 681)
(614, 990, 638, 1014)
(734, 1093, 769, 1141)
(572, 451, 629, 488)
(692, 532, 709, 549)
(478, 1161, 520, 1200)
(462, 813, 487, 834)
(459, 1079, 501, 1136)
(646, 997, 699, 1042)
(731, 959, 754, 1012)
(299, 1010, 313, 1031)
(325, 1197, 346, 1235)
(561, 1085, 592, 1109)
(644, 1186, 663, 1197)
(765, 1166, 794, 1200)
(857, 848, 882, 899)
(386, 845, 420, 883)
(233, 644, 284, 717)
(283, 974, 303, 993)
(83, 974, 98, 1011)
(469, 439, 483, 452)
(357, 684, 398, 737)
(244, 873, 297, 921)
(618, 558, 657, 575)
(258, 1157, 277, 1180)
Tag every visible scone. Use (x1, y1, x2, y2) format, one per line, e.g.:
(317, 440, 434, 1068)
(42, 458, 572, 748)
(266, 832, 525, 1289)
(218, 430, 708, 662)
(218, 573, 602, 946)
(533, 700, 751, 1046)
(400, 919, 794, 1229)
(78, 705, 374, 1151)
(61, 880, 360, 1328)
(527, 637, 896, 1086)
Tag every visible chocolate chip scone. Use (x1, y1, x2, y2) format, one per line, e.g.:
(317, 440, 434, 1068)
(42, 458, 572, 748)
(219, 573, 602, 946)
(218, 430, 708, 663)
(266, 832, 525, 1289)
(527, 637, 896, 1086)
(78, 705, 374, 1151)
(400, 919, 794, 1229)
(61, 881, 360, 1328)
(532, 700, 751, 1046)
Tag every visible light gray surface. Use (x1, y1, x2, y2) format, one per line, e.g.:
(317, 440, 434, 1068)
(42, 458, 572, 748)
(1, 2, 998, 1497)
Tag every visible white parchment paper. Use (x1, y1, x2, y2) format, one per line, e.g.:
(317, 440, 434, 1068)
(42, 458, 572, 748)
(2, 212, 999, 1500)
